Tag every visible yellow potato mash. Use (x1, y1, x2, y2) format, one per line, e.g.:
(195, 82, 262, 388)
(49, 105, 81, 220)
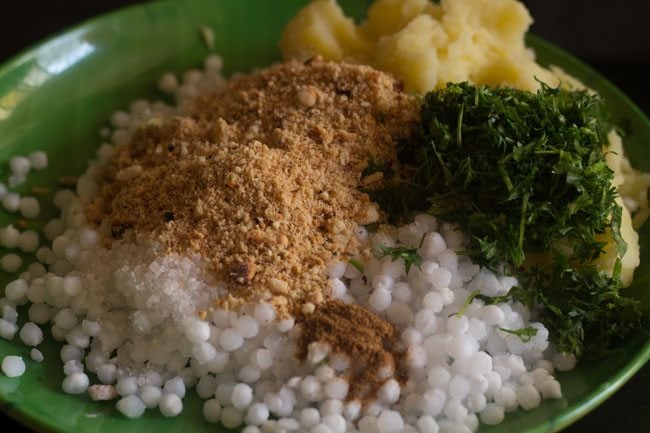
(281, 0, 559, 93)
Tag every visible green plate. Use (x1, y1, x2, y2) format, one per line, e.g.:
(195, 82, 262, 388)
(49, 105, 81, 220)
(0, 1, 648, 432)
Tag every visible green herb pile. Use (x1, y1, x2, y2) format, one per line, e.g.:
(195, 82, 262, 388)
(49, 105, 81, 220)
(369, 82, 644, 358)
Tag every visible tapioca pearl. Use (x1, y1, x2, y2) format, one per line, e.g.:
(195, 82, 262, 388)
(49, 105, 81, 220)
(414, 310, 437, 335)
(159, 393, 183, 417)
(386, 302, 413, 328)
(377, 409, 404, 433)
(116, 395, 146, 418)
(517, 384, 541, 410)
(300, 407, 321, 428)
(447, 315, 469, 335)
(377, 378, 400, 404)
(28, 151, 48, 170)
(19, 322, 43, 346)
(494, 385, 518, 412)
(220, 328, 244, 352)
(539, 377, 562, 399)
(184, 319, 210, 343)
(138, 385, 162, 408)
(322, 413, 346, 433)
(466, 393, 487, 413)
(419, 232, 446, 259)
(552, 352, 576, 372)
(203, 399, 222, 423)
(1, 254, 23, 273)
(422, 292, 443, 313)
(245, 402, 270, 426)
(231, 383, 253, 410)
(419, 388, 446, 417)
(163, 376, 186, 398)
(19, 197, 41, 219)
(416, 415, 439, 433)
(253, 302, 276, 326)
(62, 372, 90, 394)
(18, 230, 39, 252)
(1, 355, 25, 377)
(480, 403, 505, 425)
(446, 334, 479, 360)
(234, 315, 259, 339)
(368, 288, 391, 312)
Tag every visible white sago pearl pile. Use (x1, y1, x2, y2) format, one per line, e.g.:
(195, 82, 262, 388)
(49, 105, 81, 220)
(0, 56, 575, 433)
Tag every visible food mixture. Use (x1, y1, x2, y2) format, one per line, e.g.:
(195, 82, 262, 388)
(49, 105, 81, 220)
(85, 59, 418, 316)
(1, 1, 649, 433)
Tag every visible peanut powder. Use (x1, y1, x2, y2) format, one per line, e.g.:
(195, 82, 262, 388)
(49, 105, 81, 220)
(86, 58, 418, 316)
(296, 300, 408, 403)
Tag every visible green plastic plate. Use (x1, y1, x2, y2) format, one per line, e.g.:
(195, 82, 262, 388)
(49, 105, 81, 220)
(0, 1, 648, 432)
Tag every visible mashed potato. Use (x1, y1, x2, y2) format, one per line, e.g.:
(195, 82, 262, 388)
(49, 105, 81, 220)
(282, 0, 650, 286)
(600, 131, 650, 286)
(281, 0, 559, 93)
(606, 131, 650, 229)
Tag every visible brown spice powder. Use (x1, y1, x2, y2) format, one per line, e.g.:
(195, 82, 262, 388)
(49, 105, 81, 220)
(85, 58, 418, 316)
(296, 300, 407, 404)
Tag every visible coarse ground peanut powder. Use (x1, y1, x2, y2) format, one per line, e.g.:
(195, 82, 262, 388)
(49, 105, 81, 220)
(86, 58, 418, 316)
(297, 300, 408, 404)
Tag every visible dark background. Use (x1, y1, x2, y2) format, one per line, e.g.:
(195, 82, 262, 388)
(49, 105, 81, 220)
(0, 1, 648, 433)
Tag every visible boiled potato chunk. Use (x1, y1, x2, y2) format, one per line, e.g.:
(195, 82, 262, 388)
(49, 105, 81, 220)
(281, 0, 564, 92)
(373, 15, 446, 93)
(363, 0, 431, 38)
(280, 0, 371, 62)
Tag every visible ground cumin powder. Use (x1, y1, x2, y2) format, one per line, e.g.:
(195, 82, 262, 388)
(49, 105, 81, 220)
(297, 300, 408, 404)
(86, 58, 418, 316)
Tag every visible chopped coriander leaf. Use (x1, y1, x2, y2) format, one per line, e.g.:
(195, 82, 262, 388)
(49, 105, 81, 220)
(415, 82, 622, 270)
(455, 289, 518, 317)
(376, 243, 421, 273)
(474, 292, 516, 305)
(499, 326, 538, 343)
(362, 155, 393, 179)
(373, 81, 644, 359)
(524, 256, 643, 358)
(454, 290, 480, 317)
(348, 258, 365, 274)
